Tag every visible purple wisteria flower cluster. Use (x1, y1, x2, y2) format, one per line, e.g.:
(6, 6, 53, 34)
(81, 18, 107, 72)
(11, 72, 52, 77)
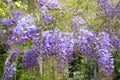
(97, 0, 120, 17)
(22, 46, 40, 69)
(42, 28, 75, 68)
(33, 0, 61, 10)
(2, 62, 16, 80)
(77, 29, 115, 77)
(33, 0, 61, 25)
(96, 0, 114, 17)
(2, 49, 20, 80)
(41, 7, 54, 25)
(3, 25, 118, 78)
(7, 15, 40, 46)
(1, 0, 120, 79)
(0, 11, 22, 27)
(0, 18, 14, 27)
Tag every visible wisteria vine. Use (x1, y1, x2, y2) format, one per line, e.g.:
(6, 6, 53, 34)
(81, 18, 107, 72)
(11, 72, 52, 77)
(0, 0, 120, 79)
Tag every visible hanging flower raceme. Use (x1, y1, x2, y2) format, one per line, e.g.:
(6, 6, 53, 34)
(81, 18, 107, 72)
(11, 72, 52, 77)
(72, 16, 79, 32)
(77, 29, 95, 59)
(22, 46, 40, 69)
(42, 28, 75, 69)
(0, 18, 14, 27)
(2, 49, 20, 80)
(96, 0, 115, 17)
(72, 16, 87, 32)
(42, 30, 56, 60)
(96, 49, 114, 77)
(41, 7, 54, 25)
(110, 35, 120, 51)
(46, 0, 61, 10)
(77, 29, 115, 77)
(2, 62, 16, 80)
(8, 15, 40, 46)
(33, 0, 61, 10)
(57, 31, 75, 68)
